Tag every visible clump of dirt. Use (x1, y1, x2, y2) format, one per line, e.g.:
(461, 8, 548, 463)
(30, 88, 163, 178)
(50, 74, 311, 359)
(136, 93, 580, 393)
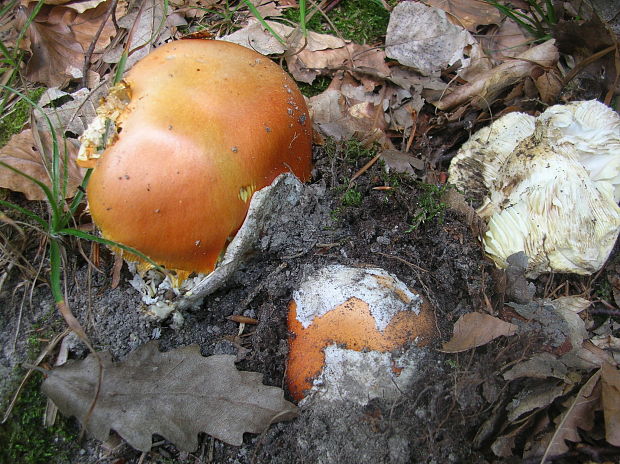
(1, 141, 515, 463)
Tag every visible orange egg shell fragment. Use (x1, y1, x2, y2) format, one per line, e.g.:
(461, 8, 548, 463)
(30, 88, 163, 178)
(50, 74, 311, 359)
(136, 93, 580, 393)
(287, 295, 436, 401)
(86, 39, 312, 275)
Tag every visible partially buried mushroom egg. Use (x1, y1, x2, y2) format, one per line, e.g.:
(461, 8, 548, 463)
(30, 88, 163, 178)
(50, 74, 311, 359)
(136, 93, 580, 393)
(287, 265, 436, 403)
(78, 39, 312, 278)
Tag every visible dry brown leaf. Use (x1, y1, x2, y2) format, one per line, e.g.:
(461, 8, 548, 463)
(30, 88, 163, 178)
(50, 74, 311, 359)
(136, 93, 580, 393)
(591, 335, 620, 365)
(481, 17, 530, 64)
(18, 1, 116, 87)
(503, 352, 571, 383)
(222, 19, 345, 57)
(433, 39, 559, 110)
(569, 340, 618, 370)
(35, 85, 110, 136)
(552, 296, 590, 314)
(30, 0, 109, 14)
(102, 0, 172, 70)
(506, 382, 564, 422)
(0, 129, 83, 200)
(42, 341, 297, 451)
(385, 2, 477, 76)
(308, 73, 391, 145)
(601, 362, 620, 446)
(534, 68, 563, 104)
(426, 0, 502, 31)
(380, 149, 424, 175)
(609, 273, 620, 308)
(440, 312, 517, 353)
(254, 0, 283, 18)
(308, 89, 384, 143)
(542, 370, 600, 459)
(287, 43, 390, 86)
(169, 0, 217, 19)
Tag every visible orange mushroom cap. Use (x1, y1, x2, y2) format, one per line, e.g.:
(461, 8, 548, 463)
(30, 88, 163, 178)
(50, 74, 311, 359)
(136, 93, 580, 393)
(82, 39, 312, 276)
(286, 266, 436, 401)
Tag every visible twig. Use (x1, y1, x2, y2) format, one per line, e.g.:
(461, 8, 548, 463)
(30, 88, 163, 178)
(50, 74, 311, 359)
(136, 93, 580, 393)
(561, 45, 615, 88)
(349, 153, 381, 186)
(81, 0, 119, 89)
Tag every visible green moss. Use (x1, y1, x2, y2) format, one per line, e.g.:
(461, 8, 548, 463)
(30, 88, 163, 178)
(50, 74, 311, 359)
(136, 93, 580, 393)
(323, 137, 378, 163)
(407, 182, 450, 231)
(0, 375, 79, 464)
(0, 87, 45, 147)
(594, 279, 612, 302)
(342, 187, 362, 206)
(0, 321, 80, 464)
(284, 0, 390, 44)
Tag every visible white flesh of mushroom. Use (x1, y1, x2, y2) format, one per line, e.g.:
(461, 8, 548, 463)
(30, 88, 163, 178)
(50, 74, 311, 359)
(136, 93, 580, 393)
(449, 100, 620, 277)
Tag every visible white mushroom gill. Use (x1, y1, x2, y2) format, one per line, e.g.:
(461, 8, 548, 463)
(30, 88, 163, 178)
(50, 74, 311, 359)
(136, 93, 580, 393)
(449, 100, 620, 277)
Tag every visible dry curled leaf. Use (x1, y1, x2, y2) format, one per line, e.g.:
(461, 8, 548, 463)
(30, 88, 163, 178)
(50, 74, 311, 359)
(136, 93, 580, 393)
(287, 43, 390, 86)
(542, 370, 600, 458)
(41, 341, 297, 451)
(385, 2, 477, 76)
(0, 129, 82, 200)
(102, 0, 173, 70)
(426, 0, 502, 31)
(434, 39, 559, 110)
(440, 312, 517, 352)
(35, 85, 110, 136)
(222, 19, 346, 57)
(18, 0, 116, 87)
(506, 382, 564, 422)
(601, 362, 620, 446)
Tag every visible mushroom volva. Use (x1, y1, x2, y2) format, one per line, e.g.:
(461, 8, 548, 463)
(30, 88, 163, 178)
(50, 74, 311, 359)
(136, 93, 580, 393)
(78, 39, 312, 277)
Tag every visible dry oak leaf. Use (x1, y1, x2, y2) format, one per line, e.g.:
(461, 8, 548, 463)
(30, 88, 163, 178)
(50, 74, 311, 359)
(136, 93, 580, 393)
(440, 312, 517, 352)
(222, 19, 346, 58)
(543, 369, 600, 458)
(18, 0, 116, 87)
(0, 129, 82, 200)
(385, 1, 477, 76)
(602, 362, 620, 446)
(41, 341, 298, 451)
(286, 43, 391, 86)
(426, 0, 502, 31)
(22, 0, 110, 14)
(102, 0, 173, 70)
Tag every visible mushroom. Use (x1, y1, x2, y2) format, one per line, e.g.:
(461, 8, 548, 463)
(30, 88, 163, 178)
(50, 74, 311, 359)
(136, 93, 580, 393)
(449, 100, 620, 277)
(286, 265, 436, 402)
(79, 39, 312, 278)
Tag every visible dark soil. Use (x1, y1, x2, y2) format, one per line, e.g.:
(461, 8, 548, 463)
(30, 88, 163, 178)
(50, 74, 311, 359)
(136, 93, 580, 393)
(0, 140, 571, 463)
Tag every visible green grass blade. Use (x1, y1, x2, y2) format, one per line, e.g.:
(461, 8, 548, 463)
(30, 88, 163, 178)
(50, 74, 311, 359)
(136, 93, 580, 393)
(0, 85, 65, 218)
(49, 239, 64, 304)
(14, 0, 45, 56)
(0, 160, 59, 221)
(66, 168, 92, 218)
(528, 0, 546, 22)
(242, 0, 286, 46)
(58, 228, 167, 274)
(113, 51, 128, 85)
(544, 0, 557, 24)
(482, 1, 537, 36)
(0, 40, 18, 69)
(0, 199, 48, 229)
(0, 0, 17, 17)
(299, 0, 307, 38)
